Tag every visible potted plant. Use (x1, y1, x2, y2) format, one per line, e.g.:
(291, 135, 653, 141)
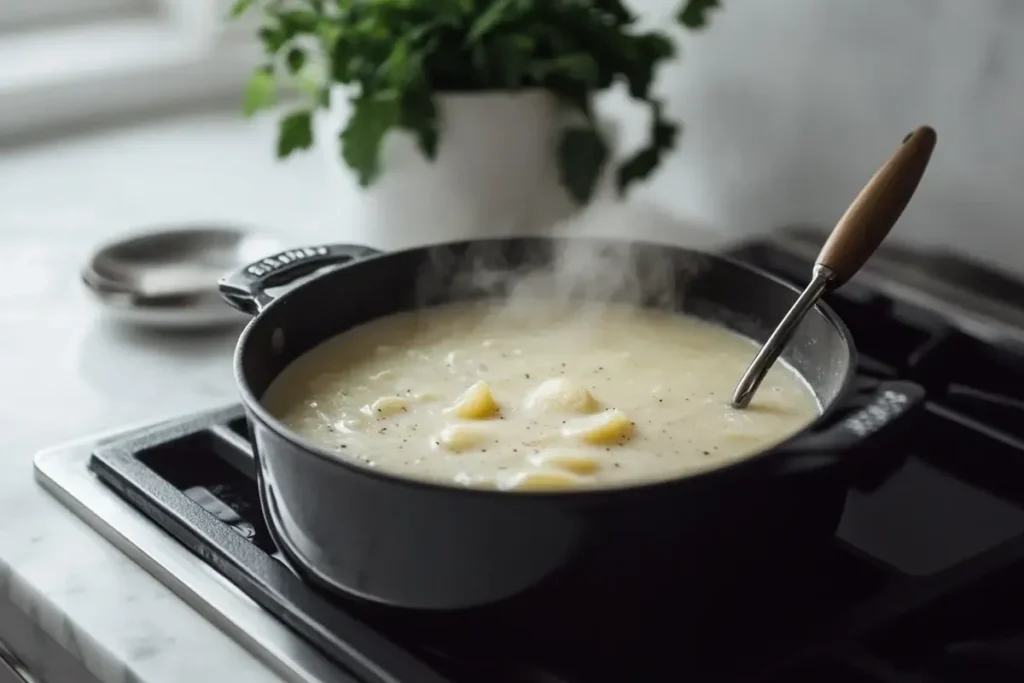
(232, 0, 721, 249)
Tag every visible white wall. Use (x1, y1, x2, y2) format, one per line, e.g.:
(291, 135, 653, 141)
(620, 0, 1024, 275)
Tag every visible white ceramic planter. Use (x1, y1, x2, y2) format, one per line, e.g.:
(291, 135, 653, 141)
(316, 90, 592, 251)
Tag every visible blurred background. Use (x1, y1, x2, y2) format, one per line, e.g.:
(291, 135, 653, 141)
(635, 0, 1024, 276)
(1, 0, 1022, 271)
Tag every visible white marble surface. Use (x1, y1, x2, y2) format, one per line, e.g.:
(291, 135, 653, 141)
(0, 110, 739, 683)
(0, 113, 341, 683)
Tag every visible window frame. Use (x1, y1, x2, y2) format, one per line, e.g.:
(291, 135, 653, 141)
(0, 0, 157, 32)
(0, 0, 260, 142)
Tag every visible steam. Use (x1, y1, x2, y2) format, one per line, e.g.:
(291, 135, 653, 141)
(411, 231, 712, 324)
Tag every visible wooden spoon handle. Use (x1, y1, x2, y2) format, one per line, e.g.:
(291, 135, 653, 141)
(817, 126, 937, 288)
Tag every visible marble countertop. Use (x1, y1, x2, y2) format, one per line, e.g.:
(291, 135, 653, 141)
(0, 112, 342, 683)
(0, 110, 738, 683)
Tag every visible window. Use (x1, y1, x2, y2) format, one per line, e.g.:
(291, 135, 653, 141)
(0, 0, 153, 31)
(0, 0, 259, 140)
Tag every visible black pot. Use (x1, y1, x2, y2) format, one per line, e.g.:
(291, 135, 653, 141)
(219, 238, 923, 618)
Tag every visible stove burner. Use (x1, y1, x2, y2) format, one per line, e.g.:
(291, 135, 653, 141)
(42, 235, 1024, 683)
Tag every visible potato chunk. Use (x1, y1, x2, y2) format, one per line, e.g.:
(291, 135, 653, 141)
(498, 470, 582, 491)
(434, 423, 490, 453)
(367, 396, 409, 418)
(523, 378, 599, 414)
(561, 409, 635, 445)
(528, 449, 600, 475)
(447, 380, 500, 419)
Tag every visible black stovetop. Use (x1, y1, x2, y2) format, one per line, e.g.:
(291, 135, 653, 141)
(88, 239, 1024, 683)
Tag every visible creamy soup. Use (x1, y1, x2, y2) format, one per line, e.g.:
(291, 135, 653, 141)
(262, 301, 820, 491)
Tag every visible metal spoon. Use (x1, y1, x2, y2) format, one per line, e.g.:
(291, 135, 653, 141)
(730, 126, 938, 409)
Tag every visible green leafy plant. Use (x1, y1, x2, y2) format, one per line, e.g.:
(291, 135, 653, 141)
(232, 0, 721, 204)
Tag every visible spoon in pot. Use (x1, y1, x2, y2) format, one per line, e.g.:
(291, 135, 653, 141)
(730, 126, 937, 409)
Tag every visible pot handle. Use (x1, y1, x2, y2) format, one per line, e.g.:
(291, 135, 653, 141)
(771, 379, 925, 479)
(219, 243, 382, 316)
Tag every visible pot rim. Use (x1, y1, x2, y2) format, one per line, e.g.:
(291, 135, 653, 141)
(233, 237, 859, 501)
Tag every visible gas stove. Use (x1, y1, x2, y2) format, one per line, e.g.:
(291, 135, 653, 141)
(35, 229, 1024, 682)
